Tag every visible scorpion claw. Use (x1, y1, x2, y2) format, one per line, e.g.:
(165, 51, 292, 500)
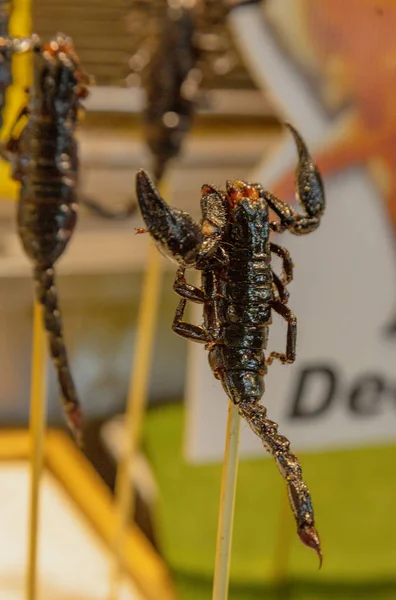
(286, 122, 325, 222)
(298, 524, 322, 568)
(136, 169, 203, 267)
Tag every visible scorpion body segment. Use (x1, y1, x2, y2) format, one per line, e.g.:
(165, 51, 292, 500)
(136, 124, 325, 562)
(6, 34, 90, 443)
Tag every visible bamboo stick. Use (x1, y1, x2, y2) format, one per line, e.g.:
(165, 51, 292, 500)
(272, 487, 293, 585)
(212, 401, 241, 600)
(109, 205, 164, 598)
(26, 299, 48, 600)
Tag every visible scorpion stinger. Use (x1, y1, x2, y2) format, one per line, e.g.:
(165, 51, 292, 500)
(136, 169, 203, 267)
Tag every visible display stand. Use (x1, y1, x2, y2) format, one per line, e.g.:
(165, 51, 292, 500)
(212, 401, 241, 600)
(110, 182, 166, 600)
(0, 429, 177, 600)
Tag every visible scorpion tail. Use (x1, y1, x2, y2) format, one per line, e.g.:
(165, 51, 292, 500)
(238, 397, 322, 566)
(33, 264, 83, 446)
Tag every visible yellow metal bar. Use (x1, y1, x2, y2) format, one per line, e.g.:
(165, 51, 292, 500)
(26, 299, 48, 600)
(0, 428, 177, 600)
(212, 401, 241, 600)
(109, 191, 164, 599)
(45, 431, 177, 600)
(0, 0, 33, 199)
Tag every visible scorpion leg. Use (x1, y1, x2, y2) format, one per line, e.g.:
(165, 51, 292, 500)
(270, 242, 294, 285)
(272, 271, 289, 304)
(6, 104, 29, 139)
(267, 300, 297, 365)
(267, 191, 320, 235)
(0, 105, 29, 162)
(237, 399, 322, 565)
(173, 267, 206, 303)
(80, 194, 137, 220)
(172, 299, 210, 343)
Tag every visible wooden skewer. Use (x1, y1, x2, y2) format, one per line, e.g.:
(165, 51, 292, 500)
(212, 400, 241, 600)
(26, 299, 48, 600)
(272, 484, 293, 585)
(109, 198, 164, 598)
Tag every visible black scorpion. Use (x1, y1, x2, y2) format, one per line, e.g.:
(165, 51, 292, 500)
(143, 1, 198, 184)
(134, 0, 263, 183)
(136, 123, 325, 562)
(3, 34, 91, 444)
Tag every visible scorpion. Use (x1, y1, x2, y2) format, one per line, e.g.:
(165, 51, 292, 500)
(3, 33, 91, 444)
(143, 0, 198, 184)
(133, 0, 263, 183)
(136, 123, 325, 562)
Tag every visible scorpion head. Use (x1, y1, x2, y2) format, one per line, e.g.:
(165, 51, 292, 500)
(225, 180, 260, 208)
(35, 33, 91, 121)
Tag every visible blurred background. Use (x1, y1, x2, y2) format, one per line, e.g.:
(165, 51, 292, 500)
(1, 1, 396, 599)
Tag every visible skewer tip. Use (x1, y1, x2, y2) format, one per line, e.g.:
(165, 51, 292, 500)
(298, 524, 322, 569)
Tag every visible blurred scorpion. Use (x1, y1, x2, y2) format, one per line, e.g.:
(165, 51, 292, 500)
(2, 33, 92, 444)
(127, 0, 262, 184)
(136, 123, 325, 563)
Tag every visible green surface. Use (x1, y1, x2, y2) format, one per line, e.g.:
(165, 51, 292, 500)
(143, 404, 396, 599)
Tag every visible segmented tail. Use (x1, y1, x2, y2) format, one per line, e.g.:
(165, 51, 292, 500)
(34, 264, 83, 445)
(238, 398, 322, 566)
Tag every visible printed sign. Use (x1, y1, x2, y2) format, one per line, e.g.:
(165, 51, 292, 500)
(184, 0, 396, 462)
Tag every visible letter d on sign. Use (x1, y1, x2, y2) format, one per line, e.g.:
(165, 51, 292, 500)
(289, 365, 338, 419)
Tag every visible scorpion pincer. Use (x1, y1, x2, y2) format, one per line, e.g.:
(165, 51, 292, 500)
(136, 123, 325, 563)
(4, 34, 90, 444)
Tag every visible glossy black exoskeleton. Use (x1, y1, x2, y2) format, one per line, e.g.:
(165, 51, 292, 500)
(136, 123, 325, 562)
(3, 34, 91, 444)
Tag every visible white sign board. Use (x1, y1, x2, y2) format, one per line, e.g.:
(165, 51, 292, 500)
(184, 2, 396, 462)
